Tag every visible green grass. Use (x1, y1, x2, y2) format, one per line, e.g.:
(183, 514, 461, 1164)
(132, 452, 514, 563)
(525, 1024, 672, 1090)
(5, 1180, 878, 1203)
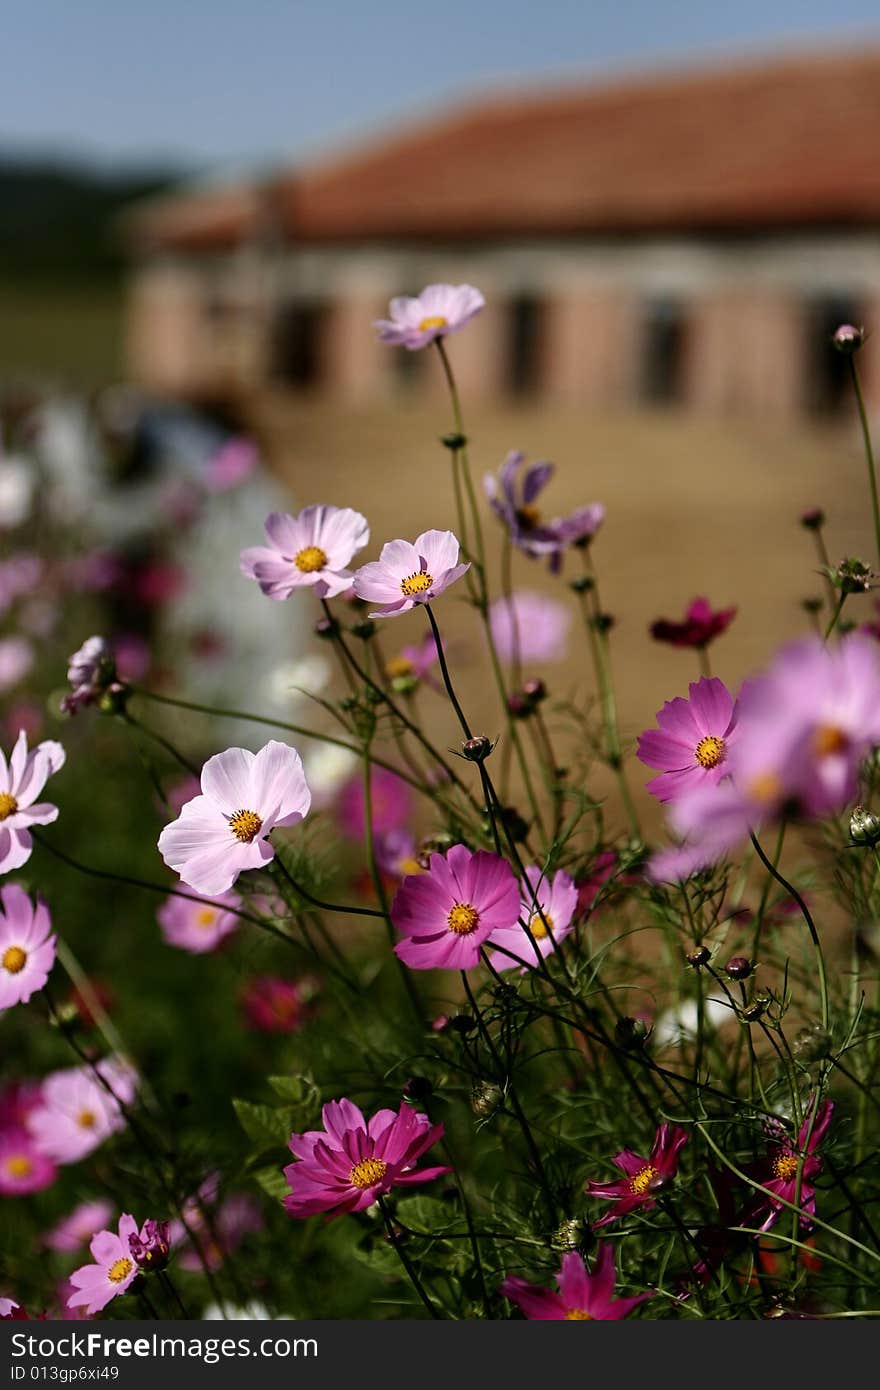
(0, 279, 123, 386)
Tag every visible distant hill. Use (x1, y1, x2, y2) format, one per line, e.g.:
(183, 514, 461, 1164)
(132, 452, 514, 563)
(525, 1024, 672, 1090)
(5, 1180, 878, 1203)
(0, 156, 181, 282)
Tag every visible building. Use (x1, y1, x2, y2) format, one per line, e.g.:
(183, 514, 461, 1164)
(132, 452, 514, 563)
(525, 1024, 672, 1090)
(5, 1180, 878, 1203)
(123, 47, 880, 418)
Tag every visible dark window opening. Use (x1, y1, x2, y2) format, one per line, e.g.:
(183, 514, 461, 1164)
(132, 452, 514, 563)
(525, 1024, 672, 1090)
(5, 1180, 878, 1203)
(507, 296, 544, 396)
(272, 301, 327, 388)
(641, 299, 687, 405)
(807, 296, 861, 416)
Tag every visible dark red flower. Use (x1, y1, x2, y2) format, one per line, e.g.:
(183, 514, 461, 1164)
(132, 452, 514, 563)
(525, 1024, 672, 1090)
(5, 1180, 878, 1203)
(740, 1096, 834, 1233)
(650, 598, 737, 650)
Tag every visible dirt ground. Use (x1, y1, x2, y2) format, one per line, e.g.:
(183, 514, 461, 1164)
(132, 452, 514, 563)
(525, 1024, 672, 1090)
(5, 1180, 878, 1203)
(249, 392, 873, 835)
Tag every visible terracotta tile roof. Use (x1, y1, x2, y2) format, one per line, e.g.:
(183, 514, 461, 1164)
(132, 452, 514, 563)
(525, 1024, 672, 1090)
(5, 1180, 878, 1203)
(129, 47, 880, 251)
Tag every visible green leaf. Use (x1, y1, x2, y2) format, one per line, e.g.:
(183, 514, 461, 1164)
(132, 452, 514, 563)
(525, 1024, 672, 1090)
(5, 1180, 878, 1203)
(252, 1164, 290, 1202)
(232, 1098, 294, 1146)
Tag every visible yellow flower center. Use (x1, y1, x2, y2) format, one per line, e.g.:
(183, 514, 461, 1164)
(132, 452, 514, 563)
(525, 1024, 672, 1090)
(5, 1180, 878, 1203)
(77, 1110, 97, 1130)
(564, 1309, 593, 1320)
(748, 772, 783, 805)
(294, 546, 328, 574)
(108, 1257, 133, 1284)
(1, 945, 27, 974)
(629, 1163, 658, 1196)
(418, 315, 448, 332)
(447, 902, 480, 936)
(529, 913, 554, 941)
(399, 857, 424, 876)
(813, 724, 848, 757)
(349, 1157, 388, 1189)
(229, 808, 263, 843)
(401, 571, 433, 598)
(0, 792, 18, 821)
(386, 655, 415, 679)
(694, 735, 725, 770)
(5, 1155, 33, 1178)
(773, 1152, 799, 1182)
(196, 908, 218, 928)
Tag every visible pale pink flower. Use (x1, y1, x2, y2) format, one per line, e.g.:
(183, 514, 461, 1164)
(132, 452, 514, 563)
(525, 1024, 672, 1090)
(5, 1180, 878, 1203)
(241, 506, 369, 601)
(157, 741, 311, 895)
(0, 731, 65, 876)
(67, 1214, 140, 1315)
(0, 884, 56, 1010)
(0, 1128, 57, 1196)
(374, 284, 485, 350)
(157, 891, 240, 954)
(0, 638, 33, 694)
(353, 530, 469, 618)
(44, 1199, 115, 1252)
(27, 1059, 136, 1165)
(488, 866, 578, 971)
(204, 437, 258, 492)
(489, 591, 572, 664)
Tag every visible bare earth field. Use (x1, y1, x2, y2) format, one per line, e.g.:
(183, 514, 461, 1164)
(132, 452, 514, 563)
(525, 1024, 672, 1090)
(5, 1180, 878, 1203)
(250, 394, 871, 833)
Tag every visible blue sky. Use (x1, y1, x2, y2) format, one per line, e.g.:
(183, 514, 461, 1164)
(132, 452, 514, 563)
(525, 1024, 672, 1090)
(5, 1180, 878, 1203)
(5, 0, 880, 171)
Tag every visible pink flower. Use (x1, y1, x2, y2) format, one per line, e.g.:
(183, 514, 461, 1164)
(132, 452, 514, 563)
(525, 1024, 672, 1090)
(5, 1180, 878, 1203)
(67, 1214, 140, 1315)
(741, 1097, 834, 1233)
(44, 1200, 115, 1252)
(0, 638, 33, 694)
(27, 1059, 136, 1165)
(637, 677, 738, 803)
(353, 530, 470, 618)
(0, 731, 65, 875)
(282, 1098, 448, 1218)
(239, 976, 310, 1033)
(489, 591, 572, 664)
(0, 1128, 57, 1196)
(488, 865, 577, 971)
(585, 1122, 690, 1227)
(391, 844, 521, 970)
(650, 598, 737, 649)
(157, 891, 240, 954)
(374, 284, 485, 350)
(375, 829, 423, 879)
(484, 452, 604, 572)
(241, 506, 369, 601)
(204, 437, 259, 492)
(384, 631, 443, 688)
(61, 636, 115, 714)
(112, 634, 150, 683)
(337, 764, 412, 840)
(501, 1245, 652, 1320)
(157, 741, 311, 895)
(0, 884, 56, 1010)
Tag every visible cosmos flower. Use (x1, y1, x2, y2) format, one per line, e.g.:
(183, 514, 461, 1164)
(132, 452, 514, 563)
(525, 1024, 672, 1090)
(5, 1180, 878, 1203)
(204, 437, 258, 492)
(43, 1200, 115, 1253)
(241, 506, 370, 601)
(157, 741, 311, 895)
(0, 730, 65, 875)
(27, 1059, 137, 1166)
(391, 844, 521, 970)
(489, 591, 572, 664)
(637, 678, 738, 804)
(0, 884, 56, 1010)
(374, 284, 485, 350)
(650, 598, 737, 650)
(0, 1128, 57, 1197)
(501, 1245, 652, 1320)
(374, 828, 423, 880)
(61, 636, 115, 715)
(488, 865, 578, 971)
(66, 1215, 140, 1315)
(282, 1098, 448, 1219)
(384, 631, 443, 690)
(337, 764, 412, 840)
(353, 530, 469, 618)
(585, 1122, 690, 1227)
(0, 638, 33, 694)
(484, 452, 604, 572)
(157, 891, 240, 954)
(741, 1098, 834, 1234)
(239, 976, 311, 1033)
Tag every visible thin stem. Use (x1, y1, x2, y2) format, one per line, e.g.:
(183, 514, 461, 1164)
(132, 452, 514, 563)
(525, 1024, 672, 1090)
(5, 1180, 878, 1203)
(376, 1196, 440, 1317)
(749, 831, 829, 1032)
(425, 604, 471, 740)
(849, 355, 880, 569)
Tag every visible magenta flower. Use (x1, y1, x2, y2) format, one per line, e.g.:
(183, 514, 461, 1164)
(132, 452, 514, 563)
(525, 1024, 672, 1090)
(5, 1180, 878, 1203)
(385, 631, 443, 688)
(489, 591, 572, 664)
(501, 1245, 652, 1320)
(637, 677, 738, 804)
(585, 1122, 690, 1227)
(44, 1200, 115, 1252)
(128, 1219, 171, 1271)
(27, 1058, 136, 1165)
(484, 452, 604, 572)
(391, 844, 520, 970)
(375, 828, 423, 880)
(157, 891, 240, 954)
(0, 885, 56, 1010)
(0, 1127, 57, 1196)
(240, 506, 369, 601)
(157, 740, 311, 895)
(67, 1214, 140, 1315)
(488, 865, 577, 971)
(650, 598, 737, 650)
(741, 1098, 834, 1233)
(353, 530, 470, 618)
(240, 976, 310, 1033)
(337, 764, 412, 840)
(0, 731, 65, 875)
(282, 1098, 448, 1219)
(374, 283, 485, 350)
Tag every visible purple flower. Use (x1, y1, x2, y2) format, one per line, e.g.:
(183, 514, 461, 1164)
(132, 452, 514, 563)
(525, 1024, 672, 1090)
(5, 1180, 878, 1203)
(374, 284, 485, 350)
(391, 844, 521, 970)
(128, 1219, 171, 1271)
(157, 741, 311, 895)
(488, 865, 578, 971)
(741, 1097, 834, 1233)
(0, 884, 56, 1011)
(337, 765, 412, 840)
(585, 1122, 690, 1227)
(637, 677, 738, 804)
(650, 598, 737, 650)
(282, 1098, 448, 1218)
(484, 452, 604, 572)
(0, 731, 65, 876)
(241, 506, 370, 601)
(501, 1245, 652, 1320)
(61, 636, 115, 715)
(66, 1214, 140, 1315)
(489, 591, 572, 664)
(353, 530, 469, 618)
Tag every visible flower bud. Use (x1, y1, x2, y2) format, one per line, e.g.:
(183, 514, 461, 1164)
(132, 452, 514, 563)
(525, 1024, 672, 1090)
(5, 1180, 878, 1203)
(725, 956, 753, 980)
(449, 1013, 476, 1036)
(351, 619, 376, 641)
(791, 1022, 832, 1063)
(569, 576, 594, 594)
(470, 1081, 503, 1117)
(740, 995, 771, 1023)
(593, 613, 615, 633)
(461, 734, 493, 763)
(522, 678, 547, 704)
(836, 557, 875, 595)
(128, 1220, 171, 1272)
(686, 944, 711, 968)
(441, 431, 467, 450)
(850, 805, 880, 846)
(506, 692, 531, 719)
(800, 596, 823, 614)
(403, 1075, 433, 1101)
(314, 615, 338, 639)
(831, 323, 864, 354)
(552, 1218, 586, 1252)
(614, 1015, 650, 1049)
(799, 508, 826, 531)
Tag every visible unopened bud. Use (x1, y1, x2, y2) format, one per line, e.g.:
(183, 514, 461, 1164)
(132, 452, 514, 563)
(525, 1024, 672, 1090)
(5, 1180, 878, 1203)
(461, 735, 493, 762)
(836, 557, 875, 595)
(686, 945, 711, 968)
(740, 995, 771, 1023)
(799, 508, 826, 531)
(506, 693, 531, 719)
(522, 678, 547, 704)
(791, 1022, 832, 1063)
(569, 575, 594, 594)
(129, 1220, 171, 1272)
(832, 323, 864, 355)
(614, 1015, 649, 1049)
(552, 1218, 586, 1252)
(850, 805, 880, 846)
(470, 1081, 503, 1117)
(403, 1075, 433, 1101)
(725, 956, 753, 980)
(441, 431, 468, 450)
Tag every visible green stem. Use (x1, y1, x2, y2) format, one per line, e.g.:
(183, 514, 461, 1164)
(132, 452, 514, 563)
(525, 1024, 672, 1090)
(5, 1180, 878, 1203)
(849, 355, 880, 569)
